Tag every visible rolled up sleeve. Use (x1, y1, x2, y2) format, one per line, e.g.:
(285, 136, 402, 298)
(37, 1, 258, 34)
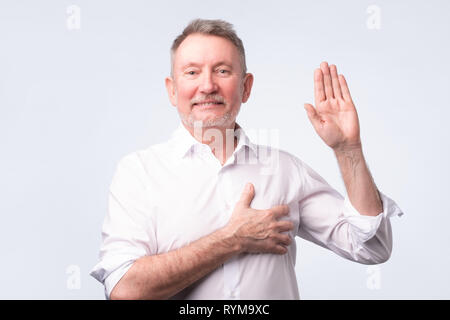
(90, 152, 156, 299)
(296, 158, 404, 265)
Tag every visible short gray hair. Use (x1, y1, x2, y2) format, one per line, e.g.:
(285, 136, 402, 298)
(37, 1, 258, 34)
(170, 18, 247, 78)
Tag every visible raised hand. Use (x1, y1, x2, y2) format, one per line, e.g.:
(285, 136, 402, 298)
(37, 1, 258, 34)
(304, 62, 362, 151)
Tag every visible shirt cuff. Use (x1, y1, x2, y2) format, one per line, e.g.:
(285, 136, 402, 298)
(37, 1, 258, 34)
(90, 256, 137, 300)
(103, 261, 134, 299)
(342, 190, 404, 243)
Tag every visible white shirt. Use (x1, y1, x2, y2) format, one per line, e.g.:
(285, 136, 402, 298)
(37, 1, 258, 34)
(90, 123, 404, 299)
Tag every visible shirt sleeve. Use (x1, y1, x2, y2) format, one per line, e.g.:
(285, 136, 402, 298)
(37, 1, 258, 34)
(89, 152, 157, 299)
(295, 157, 404, 265)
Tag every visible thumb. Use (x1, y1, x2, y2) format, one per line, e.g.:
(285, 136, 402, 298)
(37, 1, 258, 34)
(304, 103, 322, 130)
(238, 182, 255, 208)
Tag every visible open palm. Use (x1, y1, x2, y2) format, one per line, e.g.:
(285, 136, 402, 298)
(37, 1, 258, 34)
(304, 62, 361, 151)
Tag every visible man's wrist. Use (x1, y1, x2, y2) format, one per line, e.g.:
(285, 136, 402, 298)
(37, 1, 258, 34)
(214, 226, 242, 255)
(333, 142, 363, 159)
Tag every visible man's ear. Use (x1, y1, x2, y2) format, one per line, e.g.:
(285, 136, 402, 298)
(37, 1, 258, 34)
(241, 73, 254, 103)
(165, 76, 177, 107)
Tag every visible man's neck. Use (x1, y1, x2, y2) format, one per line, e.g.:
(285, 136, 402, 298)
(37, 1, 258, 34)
(182, 122, 238, 165)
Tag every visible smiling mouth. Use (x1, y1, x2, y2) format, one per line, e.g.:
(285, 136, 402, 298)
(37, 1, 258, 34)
(193, 101, 224, 107)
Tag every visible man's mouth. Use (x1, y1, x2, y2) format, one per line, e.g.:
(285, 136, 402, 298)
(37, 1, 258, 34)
(193, 101, 224, 107)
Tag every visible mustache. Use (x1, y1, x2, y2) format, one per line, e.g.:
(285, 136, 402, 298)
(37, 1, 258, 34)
(191, 94, 226, 105)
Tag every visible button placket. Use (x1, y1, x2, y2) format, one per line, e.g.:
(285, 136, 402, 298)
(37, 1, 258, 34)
(217, 170, 233, 224)
(218, 171, 240, 299)
(223, 255, 241, 299)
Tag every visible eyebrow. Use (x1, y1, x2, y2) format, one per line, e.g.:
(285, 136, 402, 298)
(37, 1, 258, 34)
(181, 61, 234, 69)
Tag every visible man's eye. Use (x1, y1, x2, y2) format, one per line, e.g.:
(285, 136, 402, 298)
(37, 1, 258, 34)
(186, 71, 196, 75)
(219, 69, 229, 74)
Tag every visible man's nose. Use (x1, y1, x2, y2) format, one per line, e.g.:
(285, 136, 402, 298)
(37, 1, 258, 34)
(199, 72, 218, 94)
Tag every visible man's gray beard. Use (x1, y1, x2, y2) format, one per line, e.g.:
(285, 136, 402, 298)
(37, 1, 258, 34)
(179, 108, 239, 128)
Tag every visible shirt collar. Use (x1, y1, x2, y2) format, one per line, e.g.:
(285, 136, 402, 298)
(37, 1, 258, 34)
(169, 122, 258, 159)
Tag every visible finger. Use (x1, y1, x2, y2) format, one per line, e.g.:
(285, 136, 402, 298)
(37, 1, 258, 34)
(320, 61, 334, 99)
(274, 245, 288, 255)
(276, 220, 294, 233)
(330, 64, 342, 100)
(238, 182, 255, 208)
(270, 204, 290, 219)
(304, 103, 322, 131)
(338, 74, 352, 101)
(314, 68, 325, 102)
(273, 234, 292, 246)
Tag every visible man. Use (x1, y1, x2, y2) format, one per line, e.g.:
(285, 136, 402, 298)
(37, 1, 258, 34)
(90, 19, 403, 300)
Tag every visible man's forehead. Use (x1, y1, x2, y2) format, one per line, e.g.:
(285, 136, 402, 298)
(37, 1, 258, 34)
(174, 34, 240, 67)
(179, 61, 234, 69)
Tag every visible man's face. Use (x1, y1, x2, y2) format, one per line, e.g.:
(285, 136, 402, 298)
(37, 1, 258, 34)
(166, 33, 253, 128)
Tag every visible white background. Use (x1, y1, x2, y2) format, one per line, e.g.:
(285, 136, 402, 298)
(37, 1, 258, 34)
(0, 0, 449, 299)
